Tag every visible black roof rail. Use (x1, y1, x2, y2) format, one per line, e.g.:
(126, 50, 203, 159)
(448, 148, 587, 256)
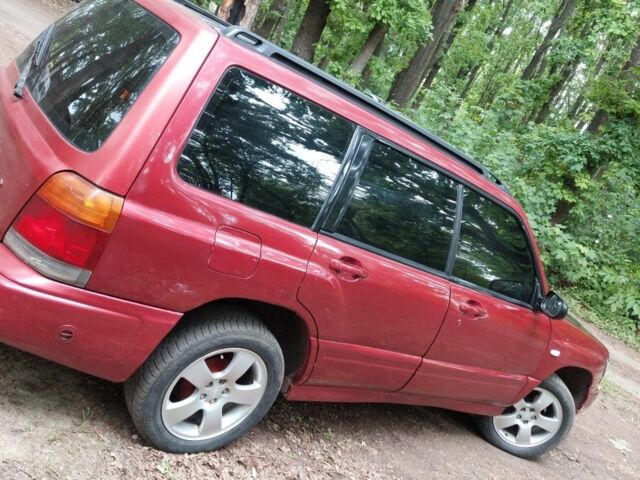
(171, 2, 508, 192)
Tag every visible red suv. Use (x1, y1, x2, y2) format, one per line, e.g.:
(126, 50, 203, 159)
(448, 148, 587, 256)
(0, 0, 608, 458)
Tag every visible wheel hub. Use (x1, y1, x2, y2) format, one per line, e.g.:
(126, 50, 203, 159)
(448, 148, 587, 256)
(161, 348, 268, 441)
(492, 387, 563, 448)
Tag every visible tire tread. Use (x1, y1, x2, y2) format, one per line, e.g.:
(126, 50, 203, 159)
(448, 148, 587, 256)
(124, 305, 283, 453)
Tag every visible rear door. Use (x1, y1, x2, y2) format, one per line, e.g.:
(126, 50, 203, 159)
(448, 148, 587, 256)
(298, 136, 458, 392)
(403, 188, 550, 404)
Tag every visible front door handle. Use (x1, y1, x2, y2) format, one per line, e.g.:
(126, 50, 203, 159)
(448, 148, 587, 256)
(459, 300, 487, 318)
(329, 258, 368, 280)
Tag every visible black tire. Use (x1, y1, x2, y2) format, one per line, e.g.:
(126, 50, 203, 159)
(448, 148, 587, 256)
(477, 374, 575, 459)
(124, 306, 284, 453)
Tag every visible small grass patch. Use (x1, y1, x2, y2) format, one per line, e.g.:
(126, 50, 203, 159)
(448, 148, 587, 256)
(600, 378, 625, 399)
(561, 290, 640, 352)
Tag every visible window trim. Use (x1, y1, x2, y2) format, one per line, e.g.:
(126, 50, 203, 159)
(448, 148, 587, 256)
(445, 184, 464, 276)
(322, 136, 459, 274)
(175, 65, 359, 230)
(319, 133, 373, 232)
(311, 127, 367, 232)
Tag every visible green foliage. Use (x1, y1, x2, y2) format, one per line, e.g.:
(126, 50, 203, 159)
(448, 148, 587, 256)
(410, 82, 640, 340)
(199, 0, 640, 344)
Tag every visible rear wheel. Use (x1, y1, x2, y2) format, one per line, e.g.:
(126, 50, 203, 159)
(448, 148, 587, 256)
(124, 307, 284, 453)
(477, 374, 575, 458)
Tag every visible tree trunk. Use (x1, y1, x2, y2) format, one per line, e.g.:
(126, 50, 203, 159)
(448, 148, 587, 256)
(218, 0, 262, 28)
(534, 60, 579, 123)
(423, 63, 442, 90)
(521, 0, 576, 80)
(388, 0, 464, 107)
(460, 64, 481, 99)
(568, 94, 584, 119)
(457, 0, 513, 98)
(291, 0, 331, 62)
(350, 23, 389, 75)
(218, 0, 244, 24)
(413, 0, 478, 100)
(552, 36, 640, 224)
(362, 38, 386, 87)
(254, 0, 288, 38)
(239, 0, 262, 29)
(586, 36, 640, 134)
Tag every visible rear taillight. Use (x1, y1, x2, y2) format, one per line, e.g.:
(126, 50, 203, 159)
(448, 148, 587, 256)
(4, 172, 123, 287)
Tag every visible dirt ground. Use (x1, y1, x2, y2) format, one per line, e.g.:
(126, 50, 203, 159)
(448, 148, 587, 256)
(0, 1, 639, 478)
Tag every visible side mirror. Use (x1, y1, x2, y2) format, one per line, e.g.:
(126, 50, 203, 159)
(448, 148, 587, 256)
(540, 291, 568, 319)
(489, 279, 525, 299)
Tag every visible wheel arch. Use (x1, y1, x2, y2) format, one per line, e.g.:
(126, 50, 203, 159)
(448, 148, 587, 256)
(173, 298, 315, 383)
(552, 366, 593, 411)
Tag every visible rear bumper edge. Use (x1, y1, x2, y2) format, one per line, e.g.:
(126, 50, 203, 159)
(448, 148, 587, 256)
(0, 243, 182, 382)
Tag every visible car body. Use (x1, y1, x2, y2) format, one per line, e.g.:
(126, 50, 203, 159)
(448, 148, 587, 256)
(0, 0, 608, 457)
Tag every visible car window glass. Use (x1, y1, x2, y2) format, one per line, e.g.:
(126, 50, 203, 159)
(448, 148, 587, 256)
(334, 141, 458, 272)
(178, 68, 355, 227)
(453, 189, 536, 303)
(21, 0, 180, 152)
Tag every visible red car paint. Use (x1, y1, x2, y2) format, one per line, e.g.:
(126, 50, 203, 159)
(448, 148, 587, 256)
(0, 0, 607, 417)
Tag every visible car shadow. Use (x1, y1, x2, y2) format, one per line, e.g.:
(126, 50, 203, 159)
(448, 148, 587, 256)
(0, 343, 481, 448)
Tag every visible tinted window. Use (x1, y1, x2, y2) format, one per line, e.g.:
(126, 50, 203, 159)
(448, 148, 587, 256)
(178, 68, 355, 227)
(334, 141, 458, 272)
(453, 189, 535, 303)
(20, 0, 179, 152)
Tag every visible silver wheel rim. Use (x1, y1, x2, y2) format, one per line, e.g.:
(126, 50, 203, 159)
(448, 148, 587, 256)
(162, 348, 268, 441)
(492, 387, 563, 448)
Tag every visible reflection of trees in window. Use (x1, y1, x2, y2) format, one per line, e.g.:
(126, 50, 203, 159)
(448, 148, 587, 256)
(453, 190, 535, 303)
(178, 69, 355, 227)
(335, 142, 458, 272)
(25, 0, 179, 151)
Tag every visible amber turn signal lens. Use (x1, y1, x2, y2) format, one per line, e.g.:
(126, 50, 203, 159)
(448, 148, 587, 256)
(37, 172, 124, 233)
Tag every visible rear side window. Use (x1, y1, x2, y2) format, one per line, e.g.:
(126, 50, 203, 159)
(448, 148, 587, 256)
(334, 141, 458, 272)
(453, 189, 535, 303)
(178, 68, 356, 227)
(21, 0, 179, 152)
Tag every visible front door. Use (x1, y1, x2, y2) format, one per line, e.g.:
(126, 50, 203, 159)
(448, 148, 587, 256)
(298, 137, 460, 392)
(403, 188, 550, 404)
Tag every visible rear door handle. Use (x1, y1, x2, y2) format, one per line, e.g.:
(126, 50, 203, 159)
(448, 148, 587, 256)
(329, 258, 368, 280)
(459, 300, 487, 318)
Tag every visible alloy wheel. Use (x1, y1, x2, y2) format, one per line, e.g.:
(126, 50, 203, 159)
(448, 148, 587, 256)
(161, 348, 267, 441)
(492, 387, 563, 448)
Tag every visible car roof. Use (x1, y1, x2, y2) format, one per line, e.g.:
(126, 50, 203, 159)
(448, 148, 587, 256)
(170, 0, 516, 202)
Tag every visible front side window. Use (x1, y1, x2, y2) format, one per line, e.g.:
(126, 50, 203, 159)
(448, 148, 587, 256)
(334, 141, 458, 272)
(453, 189, 536, 303)
(19, 0, 180, 152)
(178, 68, 355, 227)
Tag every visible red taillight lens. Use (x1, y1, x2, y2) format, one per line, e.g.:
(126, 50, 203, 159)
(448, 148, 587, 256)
(4, 172, 123, 287)
(13, 196, 108, 269)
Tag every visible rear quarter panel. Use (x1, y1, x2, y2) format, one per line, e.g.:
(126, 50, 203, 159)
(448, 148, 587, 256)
(0, 0, 216, 237)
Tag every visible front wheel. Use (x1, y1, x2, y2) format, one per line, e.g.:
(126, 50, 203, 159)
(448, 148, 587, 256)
(477, 374, 575, 458)
(124, 307, 284, 453)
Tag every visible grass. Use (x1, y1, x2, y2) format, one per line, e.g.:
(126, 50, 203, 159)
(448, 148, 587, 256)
(600, 378, 625, 400)
(561, 289, 640, 352)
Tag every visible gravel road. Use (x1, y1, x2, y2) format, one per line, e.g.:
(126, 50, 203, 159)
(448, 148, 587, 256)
(0, 1, 638, 478)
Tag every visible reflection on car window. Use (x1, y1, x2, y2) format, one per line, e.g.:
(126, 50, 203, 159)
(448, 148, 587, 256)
(21, 0, 179, 152)
(335, 141, 458, 272)
(453, 189, 535, 303)
(178, 68, 355, 227)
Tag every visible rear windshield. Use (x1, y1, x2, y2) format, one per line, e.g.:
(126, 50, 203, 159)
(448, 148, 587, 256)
(18, 0, 179, 152)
